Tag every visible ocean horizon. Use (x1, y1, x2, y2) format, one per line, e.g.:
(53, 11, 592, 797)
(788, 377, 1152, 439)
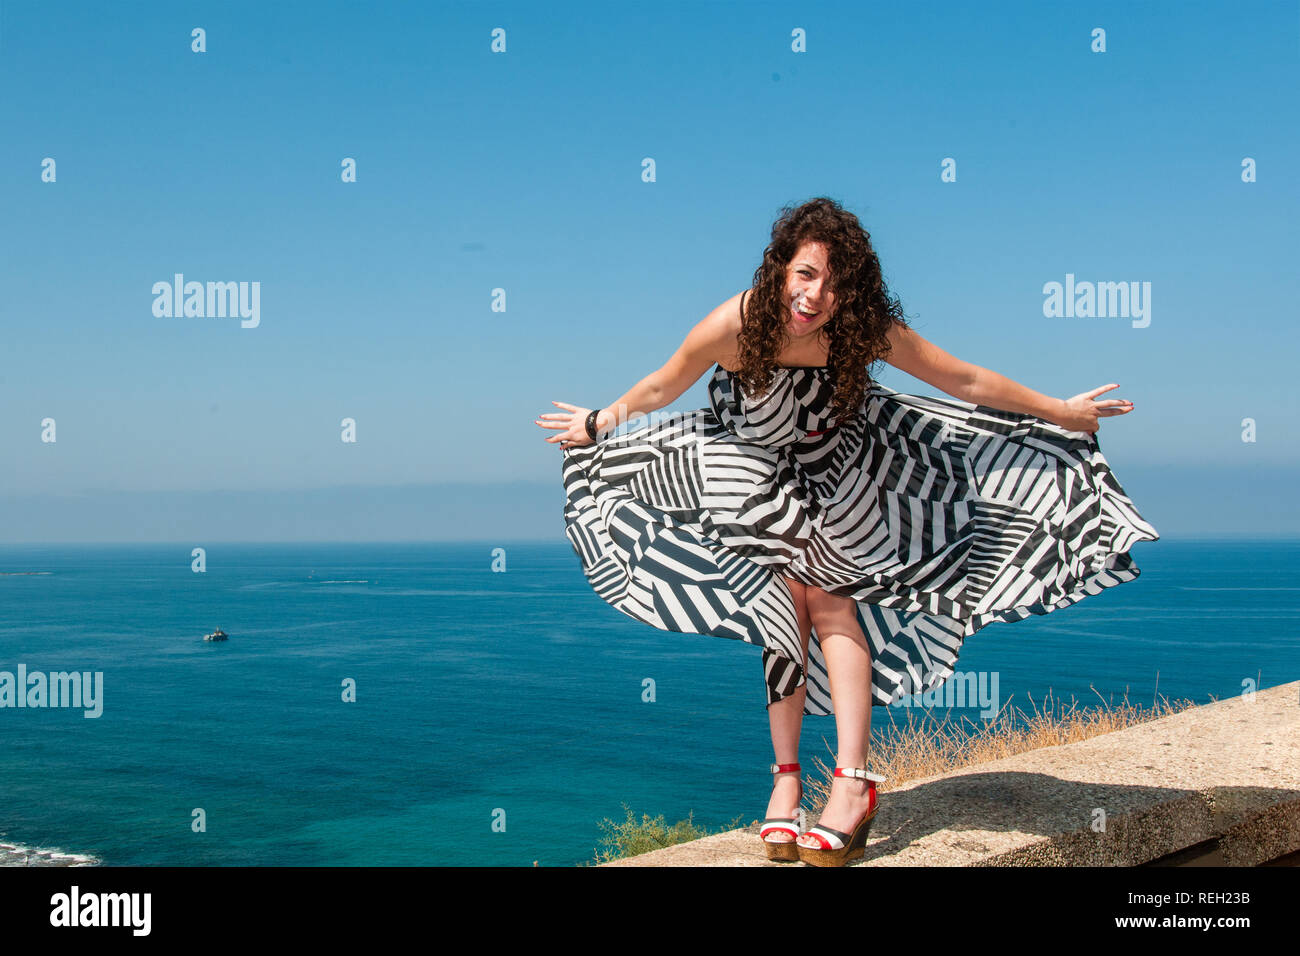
(1, 538, 1296, 866)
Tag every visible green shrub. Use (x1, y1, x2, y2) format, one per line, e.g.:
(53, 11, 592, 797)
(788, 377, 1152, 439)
(589, 803, 745, 864)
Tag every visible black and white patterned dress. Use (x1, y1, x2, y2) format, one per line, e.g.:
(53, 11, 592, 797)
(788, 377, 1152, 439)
(560, 322, 1159, 716)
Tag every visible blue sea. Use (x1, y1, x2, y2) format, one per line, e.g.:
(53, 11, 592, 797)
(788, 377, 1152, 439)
(0, 539, 1296, 867)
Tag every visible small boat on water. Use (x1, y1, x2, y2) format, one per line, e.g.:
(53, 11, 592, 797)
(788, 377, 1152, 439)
(203, 628, 229, 642)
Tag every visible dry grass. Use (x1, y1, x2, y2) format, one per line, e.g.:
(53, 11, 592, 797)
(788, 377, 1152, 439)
(805, 681, 1202, 813)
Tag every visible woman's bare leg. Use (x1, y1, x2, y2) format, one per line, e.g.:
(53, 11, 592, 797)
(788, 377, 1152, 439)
(795, 586, 875, 847)
(764, 576, 812, 842)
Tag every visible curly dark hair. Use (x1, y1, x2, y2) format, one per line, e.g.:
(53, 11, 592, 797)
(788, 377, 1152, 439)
(736, 197, 911, 421)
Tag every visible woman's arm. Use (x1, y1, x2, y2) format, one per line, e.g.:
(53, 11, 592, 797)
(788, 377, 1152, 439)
(883, 322, 1067, 422)
(882, 323, 1135, 432)
(538, 293, 740, 446)
(590, 295, 738, 433)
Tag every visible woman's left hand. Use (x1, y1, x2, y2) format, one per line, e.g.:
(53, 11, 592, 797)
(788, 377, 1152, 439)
(1055, 384, 1134, 434)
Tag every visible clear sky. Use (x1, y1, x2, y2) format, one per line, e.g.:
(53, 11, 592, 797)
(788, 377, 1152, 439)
(2, 0, 1297, 540)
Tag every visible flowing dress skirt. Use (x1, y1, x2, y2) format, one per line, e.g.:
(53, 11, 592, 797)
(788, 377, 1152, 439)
(561, 364, 1159, 716)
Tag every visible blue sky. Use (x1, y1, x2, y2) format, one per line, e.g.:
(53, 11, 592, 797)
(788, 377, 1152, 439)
(2, 0, 1296, 540)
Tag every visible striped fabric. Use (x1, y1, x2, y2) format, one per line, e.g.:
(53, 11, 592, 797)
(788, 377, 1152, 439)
(561, 363, 1159, 716)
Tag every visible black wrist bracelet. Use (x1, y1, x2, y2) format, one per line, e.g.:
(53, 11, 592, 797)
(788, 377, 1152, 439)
(585, 409, 601, 442)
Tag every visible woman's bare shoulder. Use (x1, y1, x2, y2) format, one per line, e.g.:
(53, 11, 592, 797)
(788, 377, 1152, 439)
(709, 290, 748, 370)
(709, 289, 747, 331)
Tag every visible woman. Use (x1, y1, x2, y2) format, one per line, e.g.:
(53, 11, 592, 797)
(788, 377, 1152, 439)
(535, 197, 1156, 867)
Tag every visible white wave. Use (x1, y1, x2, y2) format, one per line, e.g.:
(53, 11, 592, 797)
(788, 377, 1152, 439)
(0, 840, 100, 867)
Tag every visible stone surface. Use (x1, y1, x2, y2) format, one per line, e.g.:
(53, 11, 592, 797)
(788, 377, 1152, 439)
(602, 680, 1300, 867)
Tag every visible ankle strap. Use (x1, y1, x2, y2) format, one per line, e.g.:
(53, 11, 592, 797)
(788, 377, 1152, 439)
(834, 766, 886, 784)
(770, 763, 801, 774)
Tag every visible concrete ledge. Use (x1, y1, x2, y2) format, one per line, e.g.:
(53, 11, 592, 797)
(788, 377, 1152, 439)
(602, 680, 1300, 867)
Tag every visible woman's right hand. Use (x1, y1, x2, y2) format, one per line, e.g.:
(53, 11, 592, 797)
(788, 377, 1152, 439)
(535, 401, 595, 451)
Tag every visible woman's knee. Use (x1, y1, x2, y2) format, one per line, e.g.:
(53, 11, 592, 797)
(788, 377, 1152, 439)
(804, 585, 860, 636)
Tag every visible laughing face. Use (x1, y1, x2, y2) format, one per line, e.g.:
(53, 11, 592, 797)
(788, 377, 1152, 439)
(784, 240, 836, 340)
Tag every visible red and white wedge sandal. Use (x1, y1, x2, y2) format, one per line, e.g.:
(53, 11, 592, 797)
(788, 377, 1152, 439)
(759, 762, 806, 862)
(796, 766, 886, 867)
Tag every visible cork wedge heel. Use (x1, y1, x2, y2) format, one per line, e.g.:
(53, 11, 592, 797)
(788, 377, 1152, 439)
(759, 762, 806, 862)
(796, 766, 886, 867)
